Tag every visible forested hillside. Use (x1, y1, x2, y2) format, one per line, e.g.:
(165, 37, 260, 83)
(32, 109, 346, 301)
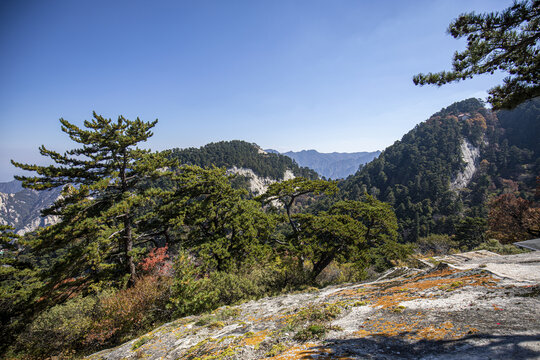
(342, 98, 540, 242)
(169, 141, 318, 180)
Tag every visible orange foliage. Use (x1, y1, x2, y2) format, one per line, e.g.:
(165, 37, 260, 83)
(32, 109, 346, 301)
(84, 275, 171, 346)
(488, 193, 539, 243)
(139, 245, 172, 276)
(466, 114, 487, 129)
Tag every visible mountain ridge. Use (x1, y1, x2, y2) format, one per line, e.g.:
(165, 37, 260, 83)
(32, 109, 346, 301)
(0, 182, 62, 234)
(266, 149, 381, 179)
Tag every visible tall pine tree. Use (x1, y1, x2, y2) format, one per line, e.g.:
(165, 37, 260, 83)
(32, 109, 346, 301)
(12, 112, 174, 291)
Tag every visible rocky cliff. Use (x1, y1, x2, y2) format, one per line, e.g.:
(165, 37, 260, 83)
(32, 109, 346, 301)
(0, 180, 61, 234)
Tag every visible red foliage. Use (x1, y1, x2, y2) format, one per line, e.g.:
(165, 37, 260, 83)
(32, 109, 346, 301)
(139, 245, 171, 276)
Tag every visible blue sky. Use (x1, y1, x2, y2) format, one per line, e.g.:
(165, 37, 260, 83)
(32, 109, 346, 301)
(0, 0, 510, 181)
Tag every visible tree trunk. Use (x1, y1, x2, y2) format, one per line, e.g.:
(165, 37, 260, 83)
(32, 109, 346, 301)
(310, 252, 335, 283)
(121, 150, 137, 288)
(125, 215, 137, 288)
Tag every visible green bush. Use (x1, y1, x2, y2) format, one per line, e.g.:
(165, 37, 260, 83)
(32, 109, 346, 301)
(473, 238, 528, 255)
(16, 295, 98, 358)
(416, 234, 458, 255)
(290, 303, 341, 325)
(131, 335, 151, 350)
(368, 240, 414, 272)
(294, 324, 327, 341)
(169, 252, 219, 317)
(169, 252, 279, 318)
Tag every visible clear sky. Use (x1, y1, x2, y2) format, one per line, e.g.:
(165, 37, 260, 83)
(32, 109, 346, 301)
(1, 0, 510, 181)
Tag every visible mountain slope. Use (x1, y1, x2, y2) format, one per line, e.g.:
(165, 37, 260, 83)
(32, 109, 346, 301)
(0, 181, 62, 234)
(0, 180, 24, 194)
(170, 140, 319, 180)
(342, 98, 540, 242)
(267, 149, 381, 179)
(88, 252, 540, 360)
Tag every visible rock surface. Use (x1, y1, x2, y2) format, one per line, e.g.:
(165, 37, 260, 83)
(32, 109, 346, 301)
(88, 252, 540, 360)
(450, 139, 480, 191)
(226, 167, 295, 195)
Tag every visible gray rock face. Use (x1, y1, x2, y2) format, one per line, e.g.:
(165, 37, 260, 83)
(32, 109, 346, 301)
(450, 139, 480, 191)
(88, 252, 540, 360)
(267, 149, 381, 179)
(226, 167, 295, 195)
(0, 180, 61, 234)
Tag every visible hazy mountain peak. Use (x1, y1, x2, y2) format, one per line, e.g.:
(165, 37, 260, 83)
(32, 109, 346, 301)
(266, 149, 381, 179)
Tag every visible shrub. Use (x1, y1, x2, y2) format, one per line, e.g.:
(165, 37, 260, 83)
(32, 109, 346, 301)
(131, 336, 151, 350)
(168, 252, 218, 317)
(416, 234, 458, 255)
(291, 303, 341, 325)
(207, 270, 267, 305)
(85, 274, 172, 348)
(316, 261, 366, 286)
(16, 295, 98, 358)
(294, 324, 327, 341)
(265, 342, 289, 357)
(169, 252, 279, 318)
(139, 245, 172, 276)
(473, 238, 528, 255)
(368, 240, 414, 272)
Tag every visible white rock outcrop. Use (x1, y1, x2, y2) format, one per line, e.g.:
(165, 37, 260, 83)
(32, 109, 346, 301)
(226, 167, 295, 195)
(450, 139, 480, 191)
(0, 186, 61, 235)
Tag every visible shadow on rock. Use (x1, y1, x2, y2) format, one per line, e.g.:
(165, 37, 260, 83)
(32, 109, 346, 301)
(303, 333, 540, 359)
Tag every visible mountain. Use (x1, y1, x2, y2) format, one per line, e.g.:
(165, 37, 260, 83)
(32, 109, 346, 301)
(0, 180, 24, 194)
(170, 140, 318, 180)
(0, 180, 62, 235)
(342, 97, 540, 242)
(169, 140, 319, 194)
(266, 149, 381, 179)
(0, 142, 317, 235)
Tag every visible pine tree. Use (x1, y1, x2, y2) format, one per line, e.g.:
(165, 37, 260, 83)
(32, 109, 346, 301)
(256, 177, 338, 237)
(413, 0, 540, 109)
(11, 112, 174, 290)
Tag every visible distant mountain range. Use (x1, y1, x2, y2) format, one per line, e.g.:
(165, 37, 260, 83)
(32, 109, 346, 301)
(265, 149, 381, 179)
(0, 180, 62, 234)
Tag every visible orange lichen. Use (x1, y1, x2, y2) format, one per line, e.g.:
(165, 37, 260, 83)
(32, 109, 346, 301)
(242, 330, 269, 347)
(355, 316, 477, 342)
(330, 269, 500, 309)
(263, 343, 353, 360)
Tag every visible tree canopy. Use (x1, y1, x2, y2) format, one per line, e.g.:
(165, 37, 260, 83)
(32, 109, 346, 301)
(11, 113, 174, 290)
(413, 0, 540, 109)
